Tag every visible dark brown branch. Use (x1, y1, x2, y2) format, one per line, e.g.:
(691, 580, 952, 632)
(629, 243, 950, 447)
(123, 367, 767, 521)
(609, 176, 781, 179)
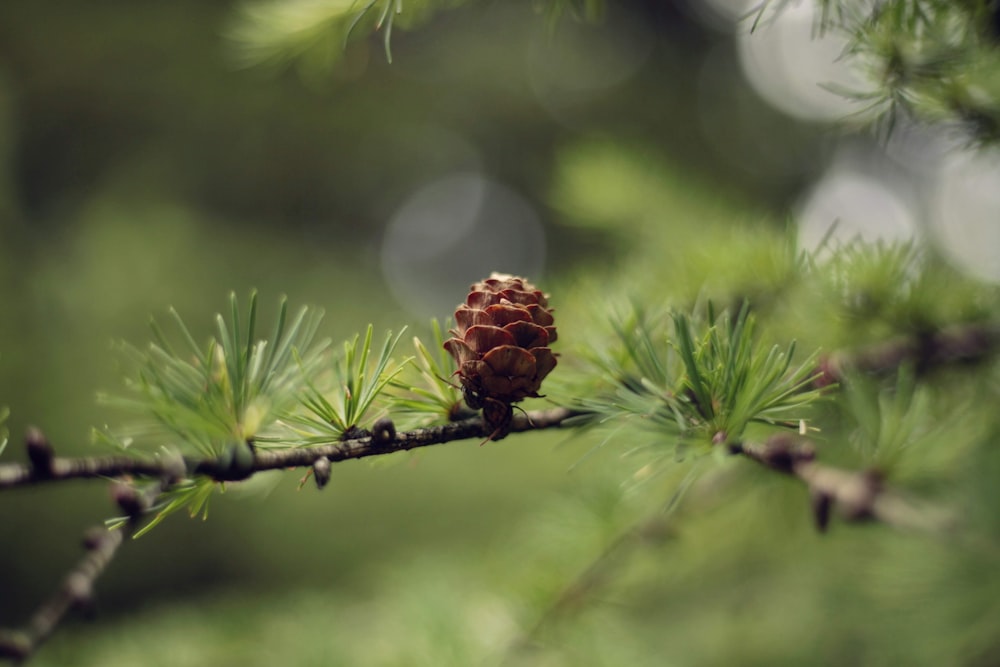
(733, 434, 952, 533)
(0, 481, 165, 662)
(215, 406, 578, 475)
(0, 409, 580, 663)
(0, 407, 581, 491)
(508, 432, 954, 660)
(817, 321, 1000, 384)
(0, 453, 181, 489)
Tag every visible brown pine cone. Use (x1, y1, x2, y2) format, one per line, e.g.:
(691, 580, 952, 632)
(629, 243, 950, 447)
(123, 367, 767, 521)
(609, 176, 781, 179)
(443, 273, 557, 435)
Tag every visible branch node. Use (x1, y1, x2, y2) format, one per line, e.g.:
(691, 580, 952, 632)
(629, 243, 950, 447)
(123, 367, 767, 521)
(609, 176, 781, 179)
(370, 417, 396, 449)
(840, 468, 883, 520)
(160, 449, 187, 484)
(212, 442, 256, 481)
(81, 526, 107, 551)
(758, 433, 815, 472)
(312, 456, 332, 490)
(25, 427, 54, 477)
(111, 481, 145, 520)
(341, 425, 367, 441)
(0, 630, 31, 660)
(813, 354, 842, 387)
(65, 572, 94, 607)
(810, 488, 833, 533)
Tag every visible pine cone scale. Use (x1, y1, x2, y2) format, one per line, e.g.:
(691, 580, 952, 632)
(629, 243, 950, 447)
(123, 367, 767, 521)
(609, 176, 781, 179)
(464, 325, 517, 353)
(483, 304, 532, 326)
(503, 321, 550, 348)
(530, 348, 557, 378)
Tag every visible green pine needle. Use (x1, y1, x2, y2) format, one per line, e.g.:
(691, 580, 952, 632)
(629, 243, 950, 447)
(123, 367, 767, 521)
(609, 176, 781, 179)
(388, 318, 464, 425)
(107, 477, 218, 538)
(98, 292, 327, 536)
(100, 292, 327, 457)
(274, 325, 409, 445)
(580, 302, 824, 450)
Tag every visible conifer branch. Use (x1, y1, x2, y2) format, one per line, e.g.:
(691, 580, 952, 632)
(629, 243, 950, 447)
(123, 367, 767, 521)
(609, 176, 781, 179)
(817, 321, 1000, 384)
(0, 408, 580, 492)
(0, 480, 166, 662)
(0, 408, 579, 663)
(0, 313, 982, 662)
(732, 434, 952, 534)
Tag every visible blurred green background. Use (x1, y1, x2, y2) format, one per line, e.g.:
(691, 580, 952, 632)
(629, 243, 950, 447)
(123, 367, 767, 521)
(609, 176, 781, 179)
(3, 1, 997, 665)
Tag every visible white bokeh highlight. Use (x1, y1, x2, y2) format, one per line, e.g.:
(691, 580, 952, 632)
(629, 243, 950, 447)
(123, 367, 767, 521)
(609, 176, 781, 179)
(928, 147, 1000, 283)
(736, 1, 865, 122)
(381, 173, 546, 318)
(797, 163, 918, 254)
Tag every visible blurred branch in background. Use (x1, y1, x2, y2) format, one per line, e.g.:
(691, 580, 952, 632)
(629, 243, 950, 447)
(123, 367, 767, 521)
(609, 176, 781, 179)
(733, 433, 953, 533)
(0, 478, 167, 663)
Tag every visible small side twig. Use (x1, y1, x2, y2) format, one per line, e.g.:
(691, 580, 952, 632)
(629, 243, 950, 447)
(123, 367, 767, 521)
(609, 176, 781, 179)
(506, 466, 712, 662)
(0, 475, 167, 662)
(733, 433, 952, 534)
(817, 321, 1000, 384)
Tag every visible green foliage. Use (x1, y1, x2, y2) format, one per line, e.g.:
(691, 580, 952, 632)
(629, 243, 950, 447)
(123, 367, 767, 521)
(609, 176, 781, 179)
(273, 325, 408, 444)
(123, 476, 217, 538)
(581, 302, 823, 458)
(229, 0, 1000, 144)
(837, 365, 987, 490)
(228, 0, 460, 70)
(229, 0, 382, 70)
(344, 0, 404, 63)
(95, 293, 327, 534)
(229, 0, 609, 75)
(785, 240, 1000, 350)
(808, 241, 925, 335)
(388, 319, 464, 426)
(759, 0, 1000, 143)
(99, 291, 327, 457)
(845, 366, 927, 464)
(5, 4, 1000, 662)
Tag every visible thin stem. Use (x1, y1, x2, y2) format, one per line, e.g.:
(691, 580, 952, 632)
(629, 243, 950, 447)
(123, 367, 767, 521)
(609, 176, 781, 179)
(817, 321, 1000, 385)
(518, 465, 702, 647)
(0, 408, 582, 491)
(733, 434, 952, 534)
(0, 481, 166, 662)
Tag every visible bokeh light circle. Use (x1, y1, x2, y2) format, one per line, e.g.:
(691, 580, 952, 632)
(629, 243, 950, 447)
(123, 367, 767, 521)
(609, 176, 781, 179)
(736, 0, 864, 122)
(381, 173, 546, 318)
(797, 164, 918, 255)
(928, 147, 1000, 283)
